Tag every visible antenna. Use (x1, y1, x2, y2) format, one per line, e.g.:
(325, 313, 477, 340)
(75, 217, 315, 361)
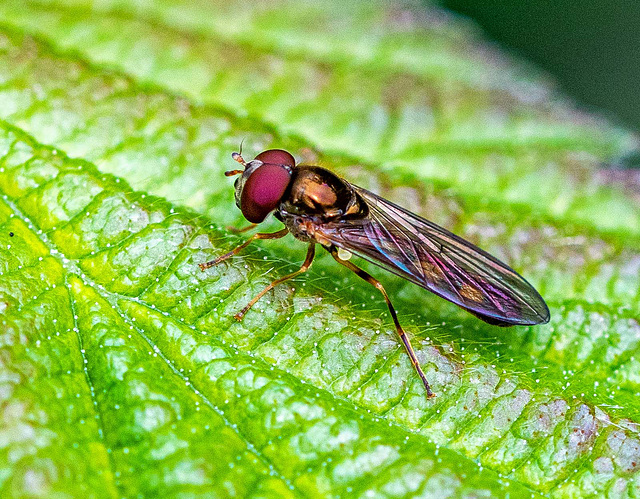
(226, 150, 247, 176)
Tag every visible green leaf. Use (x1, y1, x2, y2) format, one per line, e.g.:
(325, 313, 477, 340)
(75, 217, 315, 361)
(0, 1, 639, 498)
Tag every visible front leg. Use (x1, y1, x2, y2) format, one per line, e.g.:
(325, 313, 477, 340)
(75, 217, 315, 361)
(199, 228, 289, 271)
(226, 223, 258, 234)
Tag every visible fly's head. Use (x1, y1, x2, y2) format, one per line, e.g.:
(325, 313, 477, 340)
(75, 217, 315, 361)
(226, 149, 296, 223)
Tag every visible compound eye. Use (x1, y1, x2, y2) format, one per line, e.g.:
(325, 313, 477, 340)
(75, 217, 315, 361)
(254, 149, 296, 168)
(240, 164, 292, 223)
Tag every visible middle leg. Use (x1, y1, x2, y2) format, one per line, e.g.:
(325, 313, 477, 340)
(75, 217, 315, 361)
(234, 243, 316, 321)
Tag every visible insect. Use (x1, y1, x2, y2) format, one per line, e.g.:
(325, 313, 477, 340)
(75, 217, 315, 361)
(200, 149, 550, 398)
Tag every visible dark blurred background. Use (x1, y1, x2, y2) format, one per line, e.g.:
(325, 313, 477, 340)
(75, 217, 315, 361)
(436, 0, 640, 137)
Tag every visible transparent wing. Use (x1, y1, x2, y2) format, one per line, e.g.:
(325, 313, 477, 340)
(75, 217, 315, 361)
(315, 186, 550, 326)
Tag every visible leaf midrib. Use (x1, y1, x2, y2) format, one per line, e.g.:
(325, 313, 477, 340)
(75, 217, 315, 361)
(1, 186, 307, 497)
(6, 99, 638, 406)
(0, 125, 553, 497)
(0, 2, 636, 492)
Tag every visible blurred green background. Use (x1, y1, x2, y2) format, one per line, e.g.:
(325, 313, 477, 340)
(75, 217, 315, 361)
(437, 0, 640, 139)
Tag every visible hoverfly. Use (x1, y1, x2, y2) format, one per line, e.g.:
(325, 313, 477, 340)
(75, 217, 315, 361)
(200, 149, 550, 398)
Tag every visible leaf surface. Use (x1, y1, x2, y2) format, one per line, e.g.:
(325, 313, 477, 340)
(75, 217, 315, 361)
(1, 1, 639, 498)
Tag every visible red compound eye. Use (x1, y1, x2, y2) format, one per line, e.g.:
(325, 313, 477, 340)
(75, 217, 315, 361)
(254, 149, 295, 168)
(240, 163, 292, 223)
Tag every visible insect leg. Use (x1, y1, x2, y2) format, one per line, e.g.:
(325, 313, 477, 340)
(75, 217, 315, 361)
(329, 246, 435, 399)
(234, 243, 316, 321)
(226, 223, 258, 234)
(199, 228, 289, 271)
